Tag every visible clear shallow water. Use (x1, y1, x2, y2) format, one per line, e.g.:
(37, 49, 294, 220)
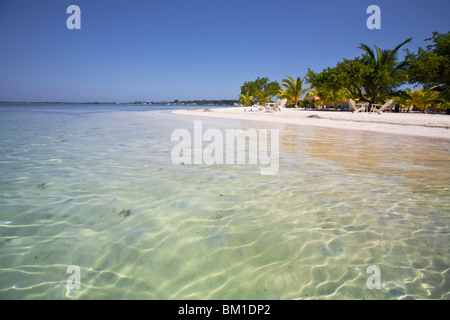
(0, 104, 449, 300)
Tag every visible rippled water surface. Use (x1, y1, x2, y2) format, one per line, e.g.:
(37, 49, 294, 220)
(0, 104, 449, 299)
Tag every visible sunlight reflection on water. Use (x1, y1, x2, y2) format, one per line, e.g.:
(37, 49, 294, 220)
(0, 105, 449, 299)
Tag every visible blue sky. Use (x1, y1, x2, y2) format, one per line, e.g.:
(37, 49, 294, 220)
(0, 0, 449, 102)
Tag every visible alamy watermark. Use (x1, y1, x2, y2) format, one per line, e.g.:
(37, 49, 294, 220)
(366, 265, 381, 289)
(66, 5, 380, 31)
(367, 5, 381, 30)
(66, 5, 81, 30)
(171, 121, 279, 175)
(66, 265, 81, 296)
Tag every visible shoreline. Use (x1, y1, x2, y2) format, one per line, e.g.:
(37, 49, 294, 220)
(173, 107, 450, 140)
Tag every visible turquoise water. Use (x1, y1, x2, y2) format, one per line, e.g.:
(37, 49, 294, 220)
(0, 104, 449, 299)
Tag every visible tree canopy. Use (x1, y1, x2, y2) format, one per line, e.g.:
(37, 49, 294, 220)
(405, 31, 450, 89)
(279, 75, 310, 108)
(307, 39, 411, 105)
(238, 91, 253, 106)
(240, 77, 281, 105)
(239, 32, 450, 112)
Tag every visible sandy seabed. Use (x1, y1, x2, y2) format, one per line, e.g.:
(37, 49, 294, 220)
(174, 107, 450, 140)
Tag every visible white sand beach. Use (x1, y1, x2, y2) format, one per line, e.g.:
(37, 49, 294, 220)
(174, 107, 450, 139)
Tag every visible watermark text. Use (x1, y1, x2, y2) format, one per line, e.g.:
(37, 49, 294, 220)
(171, 121, 279, 175)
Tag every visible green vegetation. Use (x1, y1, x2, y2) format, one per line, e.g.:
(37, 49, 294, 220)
(239, 31, 450, 113)
(240, 77, 281, 106)
(238, 91, 253, 106)
(405, 32, 450, 89)
(431, 85, 450, 112)
(408, 89, 439, 113)
(307, 38, 411, 105)
(279, 76, 310, 108)
(405, 31, 450, 112)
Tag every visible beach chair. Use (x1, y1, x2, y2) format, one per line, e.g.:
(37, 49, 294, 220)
(263, 100, 278, 112)
(263, 104, 276, 113)
(264, 98, 287, 112)
(348, 99, 367, 113)
(244, 103, 263, 112)
(370, 99, 393, 114)
(264, 99, 279, 112)
(274, 99, 288, 111)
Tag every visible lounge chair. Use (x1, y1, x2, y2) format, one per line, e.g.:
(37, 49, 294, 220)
(243, 103, 263, 112)
(348, 99, 368, 113)
(264, 98, 288, 112)
(263, 104, 276, 113)
(264, 99, 279, 112)
(370, 99, 393, 114)
(274, 98, 287, 111)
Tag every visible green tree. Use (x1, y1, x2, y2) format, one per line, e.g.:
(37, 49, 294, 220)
(431, 84, 450, 111)
(409, 89, 438, 113)
(406, 31, 450, 113)
(393, 88, 413, 112)
(279, 75, 310, 108)
(307, 39, 412, 105)
(306, 68, 351, 109)
(298, 98, 311, 109)
(241, 77, 281, 105)
(238, 90, 253, 106)
(254, 90, 273, 106)
(304, 85, 331, 109)
(357, 38, 412, 104)
(405, 32, 450, 88)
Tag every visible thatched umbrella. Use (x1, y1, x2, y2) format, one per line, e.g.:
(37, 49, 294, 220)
(306, 95, 321, 108)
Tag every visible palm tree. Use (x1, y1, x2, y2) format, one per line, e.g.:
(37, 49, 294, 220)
(238, 91, 253, 106)
(431, 84, 450, 112)
(358, 38, 412, 104)
(327, 88, 349, 110)
(309, 88, 331, 109)
(309, 87, 348, 110)
(280, 75, 311, 108)
(254, 90, 272, 106)
(393, 88, 413, 112)
(409, 89, 438, 113)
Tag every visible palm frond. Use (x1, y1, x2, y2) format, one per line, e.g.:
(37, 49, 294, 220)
(358, 43, 375, 61)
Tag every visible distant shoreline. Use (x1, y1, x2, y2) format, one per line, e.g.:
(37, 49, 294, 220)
(0, 100, 238, 106)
